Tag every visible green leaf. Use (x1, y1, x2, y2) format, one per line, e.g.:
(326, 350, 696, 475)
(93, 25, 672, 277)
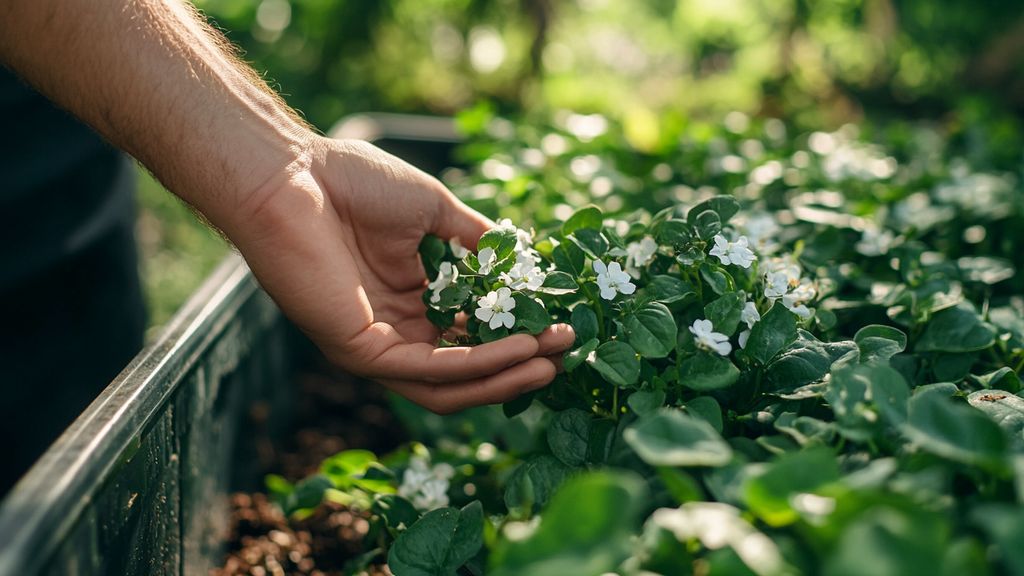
(687, 196, 740, 226)
(654, 219, 692, 247)
(478, 321, 510, 343)
(562, 205, 603, 236)
(931, 351, 979, 381)
(692, 209, 722, 239)
(427, 306, 456, 331)
(704, 292, 745, 336)
(419, 235, 446, 279)
(284, 474, 333, 516)
(971, 367, 1022, 393)
(587, 341, 641, 388)
(372, 494, 420, 532)
(503, 390, 536, 418)
(970, 506, 1024, 575)
(570, 304, 599, 344)
(478, 227, 518, 261)
(564, 338, 599, 373)
(490, 472, 647, 576)
(435, 283, 471, 309)
(684, 396, 723, 433)
(570, 229, 609, 259)
(504, 455, 572, 513)
(824, 506, 949, 576)
(553, 239, 586, 276)
(547, 409, 592, 467)
(644, 275, 696, 304)
(916, 303, 996, 353)
(537, 271, 579, 295)
(699, 263, 734, 295)
(623, 408, 733, 467)
(512, 293, 551, 335)
(826, 363, 910, 442)
(765, 331, 857, 393)
(622, 303, 677, 359)
(745, 302, 798, 365)
(855, 325, 908, 364)
(627, 389, 666, 416)
(387, 501, 484, 576)
(656, 468, 705, 503)
(968, 390, 1024, 445)
(903, 392, 1009, 471)
(742, 447, 840, 526)
(679, 352, 741, 391)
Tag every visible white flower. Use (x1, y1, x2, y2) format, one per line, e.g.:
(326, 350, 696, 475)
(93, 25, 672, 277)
(593, 260, 636, 300)
(782, 280, 816, 318)
(762, 256, 802, 299)
(652, 503, 784, 576)
(399, 457, 454, 512)
(762, 256, 816, 318)
(495, 218, 517, 232)
(709, 234, 757, 268)
(741, 301, 760, 329)
(738, 330, 751, 349)
(515, 249, 540, 268)
(475, 287, 517, 329)
(689, 319, 732, 356)
(500, 262, 546, 292)
(413, 479, 450, 511)
(477, 247, 497, 275)
(624, 236, 658, 278)
(427, 262, 459, 304)
(449, 238, 470, 259)
(763, 271, 791, 299)
(855, 227, 895, 256)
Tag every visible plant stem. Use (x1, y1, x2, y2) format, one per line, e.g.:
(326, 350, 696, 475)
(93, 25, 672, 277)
(612, 386, 620, 421)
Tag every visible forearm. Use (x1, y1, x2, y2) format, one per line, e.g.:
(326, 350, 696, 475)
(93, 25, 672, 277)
(0, 0, 315, 226)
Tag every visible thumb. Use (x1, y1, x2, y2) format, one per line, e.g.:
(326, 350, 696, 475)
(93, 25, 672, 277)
(434, 190, 495, 251)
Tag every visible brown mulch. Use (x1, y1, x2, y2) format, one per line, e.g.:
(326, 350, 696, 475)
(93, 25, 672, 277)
(212, 363, 406, 576)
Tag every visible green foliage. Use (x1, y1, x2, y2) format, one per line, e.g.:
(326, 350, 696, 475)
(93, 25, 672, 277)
(387, 501, 483, 576)
(274, 111, 1024, 575)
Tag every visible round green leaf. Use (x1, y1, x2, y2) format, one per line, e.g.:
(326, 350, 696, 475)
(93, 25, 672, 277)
(916, 303, 996, 353)
(562, 205, 603, 236)
(704, 292, 745, 336)
(587, 341, 641, 388)
(548, 409, 592, 467)
(854, 325, 907, 364)
(679, 352, 741, 391)
(388, 501, 484, 576)
(537, 271, 579, 295)
(622, 303, 677, 359)
(903, 392, 1009, 471)
(745, 301, 798, 365)
(623, 408, 733, 467)
(512, 293, 551, 335)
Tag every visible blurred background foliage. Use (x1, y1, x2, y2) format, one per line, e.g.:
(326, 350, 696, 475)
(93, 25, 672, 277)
(138, 0, 1024, 329)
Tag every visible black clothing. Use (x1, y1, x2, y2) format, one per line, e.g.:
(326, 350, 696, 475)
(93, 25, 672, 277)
(0, 69, 145, 494)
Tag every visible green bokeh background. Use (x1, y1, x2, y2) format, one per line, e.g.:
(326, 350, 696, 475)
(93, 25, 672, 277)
(137, 0, 1024, 330)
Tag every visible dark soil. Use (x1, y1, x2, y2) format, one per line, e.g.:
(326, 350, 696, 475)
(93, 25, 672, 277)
(212, 363, 405, 576)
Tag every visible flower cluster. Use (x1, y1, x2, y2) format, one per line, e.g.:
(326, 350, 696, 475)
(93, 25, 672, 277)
(398, 456, 456, 512)
(762, 256, 817, 318)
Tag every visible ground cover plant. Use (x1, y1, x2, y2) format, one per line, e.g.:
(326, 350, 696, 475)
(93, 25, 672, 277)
(268, 109, 1024, 575)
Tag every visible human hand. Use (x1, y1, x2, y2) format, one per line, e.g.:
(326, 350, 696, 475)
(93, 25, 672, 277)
(225, 137, 575, 414)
